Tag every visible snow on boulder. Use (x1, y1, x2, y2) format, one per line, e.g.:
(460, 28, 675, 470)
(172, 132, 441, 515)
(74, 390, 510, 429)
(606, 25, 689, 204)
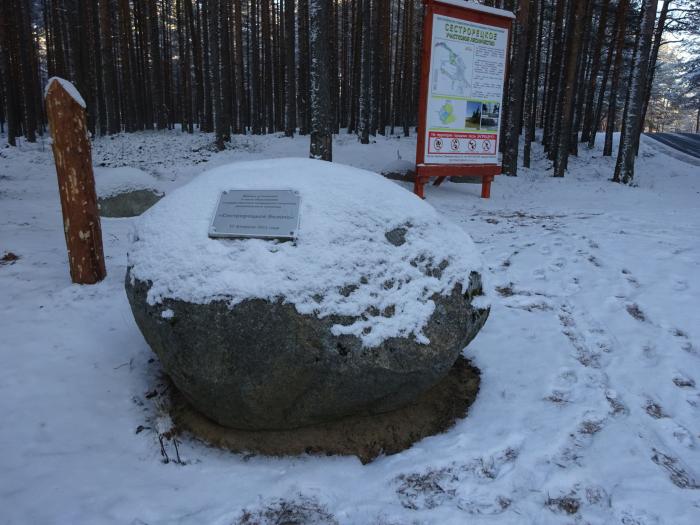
(125, 158, 490, 430)
(94, 167, 163, 217)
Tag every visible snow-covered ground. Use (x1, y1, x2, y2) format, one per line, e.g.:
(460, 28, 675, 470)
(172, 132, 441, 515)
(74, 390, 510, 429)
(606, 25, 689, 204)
(1, 129, 699, 524)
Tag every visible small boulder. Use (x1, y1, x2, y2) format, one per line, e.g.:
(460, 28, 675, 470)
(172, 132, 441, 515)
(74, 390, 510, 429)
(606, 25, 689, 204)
(380, 159, 417, 182)
(125, 158, 490, 430)
(94, 167, 164, 217)
(98, 189, 163, 217)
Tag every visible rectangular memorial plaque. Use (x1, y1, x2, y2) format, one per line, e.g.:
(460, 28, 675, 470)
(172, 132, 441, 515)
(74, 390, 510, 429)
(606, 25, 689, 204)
(209, 189, 301, 240)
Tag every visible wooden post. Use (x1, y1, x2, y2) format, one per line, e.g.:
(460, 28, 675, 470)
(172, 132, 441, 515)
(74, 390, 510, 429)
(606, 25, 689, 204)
(45, 78, 106, 284)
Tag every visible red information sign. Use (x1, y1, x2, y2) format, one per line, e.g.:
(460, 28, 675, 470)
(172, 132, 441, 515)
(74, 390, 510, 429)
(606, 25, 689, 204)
(415, 0, 514, 199)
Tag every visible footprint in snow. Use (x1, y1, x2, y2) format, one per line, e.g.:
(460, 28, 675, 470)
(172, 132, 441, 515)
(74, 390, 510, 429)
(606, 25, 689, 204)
(618, 507, 661, 525)
(644, 399, 669, 419)
(625, 303, 647, 322)
(621, 268, 640, 287)
(650, 448, 700, 489)
(641, 344, 661, 366)
(656, 418, 696, 449)
(672, 279, 689, 291)
(556, 368, 578, 386)
(393, 446, 521, 511)
(587, 254, 603, 267)
(549, 257, 567, 271)
(605, 389, 629, 416)
(671, 328, 697, 356)
(672, 372, 696, 389)
(545, 389, 573, 405)
(546, 485, 611, 518)
(558, 312, 604, 369)
(551, 413, 608, 469)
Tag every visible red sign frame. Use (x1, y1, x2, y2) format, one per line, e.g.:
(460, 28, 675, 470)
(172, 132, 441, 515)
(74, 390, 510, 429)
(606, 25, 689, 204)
(415, 0, 513, 199)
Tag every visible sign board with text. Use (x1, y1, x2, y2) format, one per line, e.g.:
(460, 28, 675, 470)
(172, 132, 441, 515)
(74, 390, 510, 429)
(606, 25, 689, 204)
(209, 190, 301, 240)
(415, 0, 513, 199)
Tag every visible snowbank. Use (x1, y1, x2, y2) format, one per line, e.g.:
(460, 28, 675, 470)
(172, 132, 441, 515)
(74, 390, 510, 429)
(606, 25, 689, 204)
(127, 158, 486, 346)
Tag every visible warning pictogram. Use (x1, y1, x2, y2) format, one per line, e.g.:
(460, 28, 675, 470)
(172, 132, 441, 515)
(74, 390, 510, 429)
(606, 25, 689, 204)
(427, 131, 497, 156)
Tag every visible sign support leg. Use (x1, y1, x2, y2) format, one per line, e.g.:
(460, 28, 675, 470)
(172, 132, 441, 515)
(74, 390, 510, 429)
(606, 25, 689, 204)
(481, 176, 493, 199)
(414, 176, 427, 199)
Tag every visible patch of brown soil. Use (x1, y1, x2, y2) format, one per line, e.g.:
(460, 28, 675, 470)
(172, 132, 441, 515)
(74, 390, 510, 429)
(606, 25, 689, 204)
(170, 356, 480, 464)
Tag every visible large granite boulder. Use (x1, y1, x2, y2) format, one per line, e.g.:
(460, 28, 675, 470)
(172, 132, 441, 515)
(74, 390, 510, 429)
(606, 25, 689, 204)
(125, 158, 490, 430)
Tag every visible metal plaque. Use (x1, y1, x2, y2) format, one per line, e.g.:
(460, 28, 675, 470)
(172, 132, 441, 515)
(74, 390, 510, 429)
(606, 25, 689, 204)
(209, 189, 301, 240)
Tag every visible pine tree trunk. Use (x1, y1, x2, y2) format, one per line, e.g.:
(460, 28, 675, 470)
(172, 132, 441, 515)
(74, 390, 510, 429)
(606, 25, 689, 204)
(348, 0, 362, 134)
(233, 0, 246, 132)
(209, 0, 225, 149)
(185, 0, 203, 129)
(261, 0, 274, 133)
(553, 0, 588, 177)
(614, 0, 658, 184)
(637, 0, 670, 150)
(218, 0, 232, 143)
(539, 3, 552, 129)
(50, 0, 67, 78)
(297, 0, 310, 135)
(570, 0, 595, 154)
(579, 0, 610, 144)
(309, 0, 332, 160)
(148, 1, 166, 129)
(360, 0, 371, 144)
(16, 0, 37, 142)
(542, 0, 566, 153)
(603, 0, 629, 156)
(401, 0, 414, 137)
(0, 0, 20, 145)
(389, 0, 401, 135)
(502, 0, 531, 176)
(587, 8, 616, 150)
(100, 0, 121, 134)
(284, 0, 296, 136)
(523, 0, 539, 169)
(329, 0, 339, 133)
(201, 0, 213, 131)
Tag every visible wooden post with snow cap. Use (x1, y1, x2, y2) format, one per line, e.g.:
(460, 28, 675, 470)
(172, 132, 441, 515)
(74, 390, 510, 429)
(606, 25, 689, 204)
(45, 77, 106, 284)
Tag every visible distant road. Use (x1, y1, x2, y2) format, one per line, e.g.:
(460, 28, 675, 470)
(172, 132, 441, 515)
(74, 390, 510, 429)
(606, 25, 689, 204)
(645, 133, 700, 159)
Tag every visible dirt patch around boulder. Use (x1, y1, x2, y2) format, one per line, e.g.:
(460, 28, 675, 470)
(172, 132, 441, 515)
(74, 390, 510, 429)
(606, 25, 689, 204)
(170, 356, 480, 464)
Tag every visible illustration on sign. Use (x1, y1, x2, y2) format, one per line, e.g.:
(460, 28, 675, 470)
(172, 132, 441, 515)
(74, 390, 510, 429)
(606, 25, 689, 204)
(209, 189, 301, 240)
(424, 14, 508, 165)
